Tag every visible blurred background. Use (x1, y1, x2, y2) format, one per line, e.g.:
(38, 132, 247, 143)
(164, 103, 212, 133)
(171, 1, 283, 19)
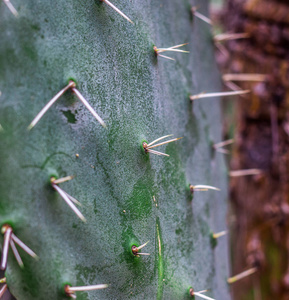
(211, 0, 289, 299)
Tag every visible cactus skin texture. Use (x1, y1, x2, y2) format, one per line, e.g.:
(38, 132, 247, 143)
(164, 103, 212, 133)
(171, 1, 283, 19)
(0, 0, 230, 299)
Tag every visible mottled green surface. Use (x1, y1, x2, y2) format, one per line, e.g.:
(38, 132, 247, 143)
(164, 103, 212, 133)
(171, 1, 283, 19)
(0, 0, 230, 299)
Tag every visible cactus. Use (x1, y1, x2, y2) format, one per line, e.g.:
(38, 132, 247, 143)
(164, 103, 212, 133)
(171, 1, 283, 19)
(0, 0, 230, 299)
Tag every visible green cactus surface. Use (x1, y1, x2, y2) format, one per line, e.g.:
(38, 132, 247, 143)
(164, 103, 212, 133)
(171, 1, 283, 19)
(0, 0, 230, 299)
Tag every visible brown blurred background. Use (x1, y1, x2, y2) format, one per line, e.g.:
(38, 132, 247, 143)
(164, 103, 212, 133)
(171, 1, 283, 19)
(213, 0, 289, 299)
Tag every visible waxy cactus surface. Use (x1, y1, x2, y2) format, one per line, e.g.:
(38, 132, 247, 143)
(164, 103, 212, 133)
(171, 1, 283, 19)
(0, 0, 230, 299)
